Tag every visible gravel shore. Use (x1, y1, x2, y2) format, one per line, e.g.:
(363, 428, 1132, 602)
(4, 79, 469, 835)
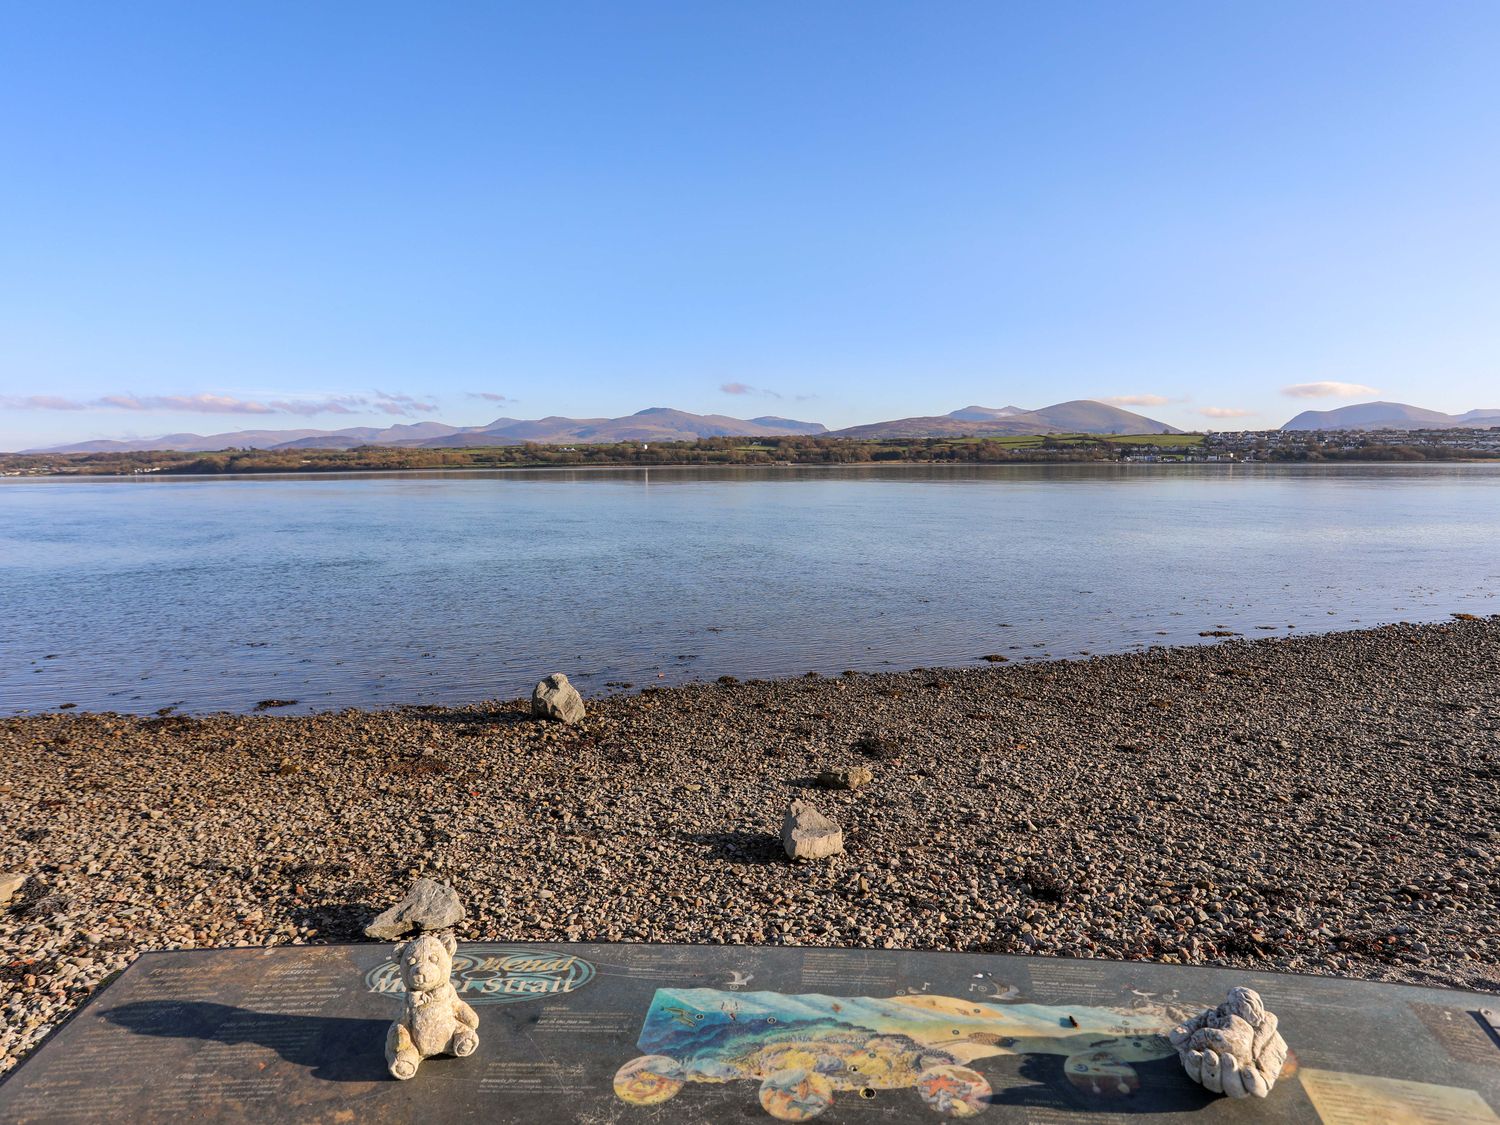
(3, 618, 1498, 1075)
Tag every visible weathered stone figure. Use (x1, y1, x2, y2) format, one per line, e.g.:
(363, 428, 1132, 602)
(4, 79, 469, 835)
(1169, 986, 1287, 1099)
(386, 931, 480, 1080)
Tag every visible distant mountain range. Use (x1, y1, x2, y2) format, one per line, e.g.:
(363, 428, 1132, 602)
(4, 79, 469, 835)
(26, 409, 829, 453)
(829, 400, 1180, 439)
(24, 399, 1188, 454)
(25, 396, 1500, 454)
(1281, 401, 1500, 431)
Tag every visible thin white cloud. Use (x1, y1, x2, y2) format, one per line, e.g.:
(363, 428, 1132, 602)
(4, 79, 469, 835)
(1100, 394, 1173, 407)
(96, 393, 278, 414)
(1, 390, 439, 417)
(1197, 406, 1257, 418)
(1281, 381, 1378, 399)
(0, 395, 88, 410)
(720, 381, 783, 400)
(372, 390, 440, 416)
(267, 396, 365, 416)
(467, 392, 513, 404)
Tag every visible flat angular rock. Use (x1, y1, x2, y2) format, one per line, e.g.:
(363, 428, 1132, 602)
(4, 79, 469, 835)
(0, 872, 25, 905)
(781, 800, 844, 861)
(532, 673, 586, 724)
(365, 877, 466, 941)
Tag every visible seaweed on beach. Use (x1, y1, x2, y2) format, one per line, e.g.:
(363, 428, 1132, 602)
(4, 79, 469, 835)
(1021, 864, 1075, 904)
(853, 733, 903, 760)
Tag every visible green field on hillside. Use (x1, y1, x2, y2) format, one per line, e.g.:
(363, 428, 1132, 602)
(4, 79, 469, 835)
(1107, 433, 1205, 446)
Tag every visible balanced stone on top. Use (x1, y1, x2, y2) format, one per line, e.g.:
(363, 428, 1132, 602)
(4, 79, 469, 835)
(532, 673, 586, 725)
(781, 799, 844, 861)
(365, 877, 466, 941)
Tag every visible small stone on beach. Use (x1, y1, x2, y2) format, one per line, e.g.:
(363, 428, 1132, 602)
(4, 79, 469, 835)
(816, 767, 874, 790)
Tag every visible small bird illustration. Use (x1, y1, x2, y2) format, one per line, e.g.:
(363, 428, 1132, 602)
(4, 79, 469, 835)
(727, 970, 754, 989)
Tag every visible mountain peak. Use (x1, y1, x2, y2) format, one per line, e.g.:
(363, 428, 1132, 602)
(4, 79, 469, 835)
(1280, 401, 1481, 431)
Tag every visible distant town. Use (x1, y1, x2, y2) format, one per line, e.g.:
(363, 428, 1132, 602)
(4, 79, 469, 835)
(1160, 427, 1500, 462)
(5, 426, 1499, 477)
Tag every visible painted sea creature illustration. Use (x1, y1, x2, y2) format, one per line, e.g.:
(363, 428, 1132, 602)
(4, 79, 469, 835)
(613, 988, 1183, 1119)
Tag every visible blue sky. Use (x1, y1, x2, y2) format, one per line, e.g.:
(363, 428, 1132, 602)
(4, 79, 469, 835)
(3, 1, 1498, 448)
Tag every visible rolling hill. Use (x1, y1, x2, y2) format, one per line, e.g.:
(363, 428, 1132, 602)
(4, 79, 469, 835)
(1281, 401, 1500, 430)
(831, 400, 1181, 439)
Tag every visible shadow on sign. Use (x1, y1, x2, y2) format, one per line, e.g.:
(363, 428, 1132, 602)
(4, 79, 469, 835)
(102, 1001, 390, 1084)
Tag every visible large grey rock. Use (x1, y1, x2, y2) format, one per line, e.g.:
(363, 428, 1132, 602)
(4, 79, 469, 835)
(0, 872, 26, 906)
(781, 800, 844, 861)
(365, 877, 466, 940)
(532, 673, 586, 725)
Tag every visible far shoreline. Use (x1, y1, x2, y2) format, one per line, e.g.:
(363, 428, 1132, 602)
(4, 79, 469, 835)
(7, 457, 1500, 483)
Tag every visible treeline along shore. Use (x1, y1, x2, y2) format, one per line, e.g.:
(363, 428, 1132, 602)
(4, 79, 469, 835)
(6, 428, 1500, 476)
(2, 617, 1498, 1074)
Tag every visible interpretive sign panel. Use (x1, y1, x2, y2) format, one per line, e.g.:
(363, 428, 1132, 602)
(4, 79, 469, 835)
(0, 943, 1496, 1122)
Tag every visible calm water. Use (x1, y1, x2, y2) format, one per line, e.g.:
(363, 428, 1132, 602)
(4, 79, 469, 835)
(2, 464, 1498, 714)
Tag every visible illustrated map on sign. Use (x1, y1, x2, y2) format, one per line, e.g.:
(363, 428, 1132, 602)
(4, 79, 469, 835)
(0, 942, 1497, 1122)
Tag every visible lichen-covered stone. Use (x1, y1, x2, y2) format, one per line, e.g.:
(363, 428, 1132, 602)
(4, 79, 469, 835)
(365, 877, 465, 941)
(385, 931, 479, 1080)
(532, 673, 586, 724)
(1169, 987, 1288, 1099)
(781, 800, 844, 861)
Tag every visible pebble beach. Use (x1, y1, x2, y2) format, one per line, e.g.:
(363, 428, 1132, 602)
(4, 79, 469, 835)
(2, 617, 1497, 1076)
